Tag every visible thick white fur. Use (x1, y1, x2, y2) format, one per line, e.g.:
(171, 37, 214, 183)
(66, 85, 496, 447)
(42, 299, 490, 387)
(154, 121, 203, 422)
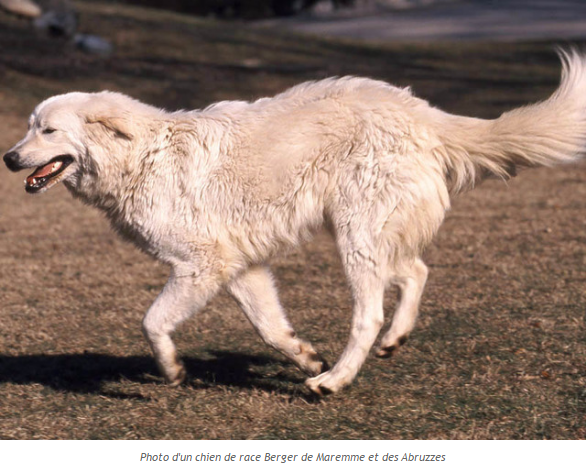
(6, 50, 586, 394)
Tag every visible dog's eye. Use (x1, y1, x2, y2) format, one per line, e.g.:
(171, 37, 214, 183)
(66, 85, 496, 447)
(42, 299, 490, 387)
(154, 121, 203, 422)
(43, 128, 56, 134)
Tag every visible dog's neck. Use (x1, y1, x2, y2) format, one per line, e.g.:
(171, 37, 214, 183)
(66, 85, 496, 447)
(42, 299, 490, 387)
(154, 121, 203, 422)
(65, 113, 231, 260)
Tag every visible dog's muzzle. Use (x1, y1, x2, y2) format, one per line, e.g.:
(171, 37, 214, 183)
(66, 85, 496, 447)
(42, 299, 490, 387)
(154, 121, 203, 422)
(3, 151, 23, 172)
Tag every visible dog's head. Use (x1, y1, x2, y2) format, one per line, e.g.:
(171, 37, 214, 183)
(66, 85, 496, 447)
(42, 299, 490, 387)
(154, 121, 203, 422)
(3, 91, 137, 195)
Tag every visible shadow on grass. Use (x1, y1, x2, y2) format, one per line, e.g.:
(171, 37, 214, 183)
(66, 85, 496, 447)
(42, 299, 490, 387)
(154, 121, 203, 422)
(0, 351, 315, 400)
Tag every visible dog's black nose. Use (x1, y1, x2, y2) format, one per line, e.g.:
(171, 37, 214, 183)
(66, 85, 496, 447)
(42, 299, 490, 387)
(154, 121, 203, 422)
(3, 151, 22, 172)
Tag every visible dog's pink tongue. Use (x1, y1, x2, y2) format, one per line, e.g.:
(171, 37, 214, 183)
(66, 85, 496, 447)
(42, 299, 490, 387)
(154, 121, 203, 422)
(26, 160, 63, 185)
(27, 161, 63, 179)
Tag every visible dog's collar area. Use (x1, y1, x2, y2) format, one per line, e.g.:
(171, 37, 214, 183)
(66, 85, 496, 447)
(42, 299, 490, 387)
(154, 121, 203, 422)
(25, 155, 73, 193)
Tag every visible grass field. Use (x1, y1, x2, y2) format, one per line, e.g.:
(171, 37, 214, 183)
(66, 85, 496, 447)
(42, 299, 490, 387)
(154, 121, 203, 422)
(0, 2, 584, 439)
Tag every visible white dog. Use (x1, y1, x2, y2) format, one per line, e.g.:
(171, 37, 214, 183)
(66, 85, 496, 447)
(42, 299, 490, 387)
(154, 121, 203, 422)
(4, 51, 586, 394)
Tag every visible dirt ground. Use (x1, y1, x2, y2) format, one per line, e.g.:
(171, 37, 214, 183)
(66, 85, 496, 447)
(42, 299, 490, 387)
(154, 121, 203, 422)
(0, 2, 584, 439)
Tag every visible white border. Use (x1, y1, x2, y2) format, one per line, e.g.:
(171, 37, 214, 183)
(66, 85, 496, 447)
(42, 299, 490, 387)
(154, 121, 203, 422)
(3, 440, 585, 468)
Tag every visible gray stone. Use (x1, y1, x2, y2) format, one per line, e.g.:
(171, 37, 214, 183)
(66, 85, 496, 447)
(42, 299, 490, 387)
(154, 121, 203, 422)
(74, 34, 113, 56)
(33, 4, 77, 38)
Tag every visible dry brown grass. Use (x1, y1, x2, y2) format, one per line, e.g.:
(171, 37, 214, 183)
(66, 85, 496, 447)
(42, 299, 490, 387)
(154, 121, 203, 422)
(0, 2, 584, 440)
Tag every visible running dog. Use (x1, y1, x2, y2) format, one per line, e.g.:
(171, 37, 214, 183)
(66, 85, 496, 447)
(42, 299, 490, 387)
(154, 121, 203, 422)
(4, 50, 586, 394)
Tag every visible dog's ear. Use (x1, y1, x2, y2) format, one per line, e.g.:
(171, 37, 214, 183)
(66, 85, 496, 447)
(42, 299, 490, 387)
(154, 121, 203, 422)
(85, 113, 134, 140)
(84, 97, 135, 141)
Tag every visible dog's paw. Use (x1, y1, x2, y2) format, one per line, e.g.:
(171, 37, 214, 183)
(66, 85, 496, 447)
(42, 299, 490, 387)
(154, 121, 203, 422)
(305, 371, 343, 396)
(295, 341, 330, 377)
(300, 352, 330, 377)
(375, 345, 399, 359)
(165, 361, 187, 387)
(376, 335, 408, 359)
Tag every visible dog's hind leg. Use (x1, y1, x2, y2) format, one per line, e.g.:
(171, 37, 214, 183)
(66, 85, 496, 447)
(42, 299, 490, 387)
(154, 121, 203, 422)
(142, 270, 220, 386)
(376, 257, 428, 358)
(306, 229, 386, 394)
(227, 266, 328, 376)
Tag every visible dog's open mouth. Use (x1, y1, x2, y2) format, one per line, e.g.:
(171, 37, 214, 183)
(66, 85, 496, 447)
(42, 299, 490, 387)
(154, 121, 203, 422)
(25, 155, 73, 193)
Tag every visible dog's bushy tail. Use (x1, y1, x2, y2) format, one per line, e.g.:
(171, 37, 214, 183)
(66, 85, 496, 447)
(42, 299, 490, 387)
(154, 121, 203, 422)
(435, 49, 586, 193)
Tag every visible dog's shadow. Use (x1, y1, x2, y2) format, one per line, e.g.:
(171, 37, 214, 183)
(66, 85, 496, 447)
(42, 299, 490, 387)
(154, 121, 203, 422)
(0, 351, 313, 400)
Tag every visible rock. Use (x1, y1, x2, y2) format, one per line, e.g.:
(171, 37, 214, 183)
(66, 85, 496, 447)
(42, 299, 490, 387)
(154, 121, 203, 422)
(74, 34, 113, 56)
(33, 4, 77, 38)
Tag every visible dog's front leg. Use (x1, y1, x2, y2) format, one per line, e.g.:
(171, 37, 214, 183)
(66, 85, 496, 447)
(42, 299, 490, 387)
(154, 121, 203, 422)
(142, 269, 220, 386)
